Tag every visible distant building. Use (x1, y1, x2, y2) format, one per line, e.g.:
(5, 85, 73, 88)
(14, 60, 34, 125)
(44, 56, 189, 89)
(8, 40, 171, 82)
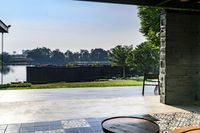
(9, 54, 33, 65)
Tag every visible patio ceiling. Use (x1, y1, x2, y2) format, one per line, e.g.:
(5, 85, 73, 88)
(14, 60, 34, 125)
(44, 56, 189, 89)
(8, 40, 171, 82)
(0, 20, 9, 33)
(78, 0, 200, 11)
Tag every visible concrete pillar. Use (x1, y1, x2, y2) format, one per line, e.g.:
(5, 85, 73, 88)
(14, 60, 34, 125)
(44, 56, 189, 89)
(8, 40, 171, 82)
(160, 10, 200, 105)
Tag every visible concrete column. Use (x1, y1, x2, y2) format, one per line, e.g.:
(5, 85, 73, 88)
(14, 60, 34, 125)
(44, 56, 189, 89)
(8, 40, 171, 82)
(160, 10, 200, 105)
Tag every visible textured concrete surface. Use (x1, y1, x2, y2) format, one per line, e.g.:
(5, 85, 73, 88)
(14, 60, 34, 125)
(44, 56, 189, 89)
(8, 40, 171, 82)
(160, 10, 200, 105)
(0, 86, 192, 125)
(0, 86, 155, 102)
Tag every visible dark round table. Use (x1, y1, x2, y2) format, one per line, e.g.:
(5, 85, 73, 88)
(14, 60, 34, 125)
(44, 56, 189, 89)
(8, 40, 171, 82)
(101, 116, 159, 133)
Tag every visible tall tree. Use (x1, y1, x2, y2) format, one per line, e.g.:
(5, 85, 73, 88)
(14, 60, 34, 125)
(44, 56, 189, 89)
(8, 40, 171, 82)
(73, 52, 81, 62)
(90, 48, 108, 61)
(51, 49, 65, 65)
(109, 45, 132, 78)
(27, 47, 51, 64)
(138, 6, 163, 46)
(1, 52, 11, 65)
(80, 50, 90, 61)
(127, 42, 159, 74)
(65, 50, 74, 63)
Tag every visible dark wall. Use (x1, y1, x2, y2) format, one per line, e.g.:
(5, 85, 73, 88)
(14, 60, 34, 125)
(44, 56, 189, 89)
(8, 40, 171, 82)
(160, 10, 200, 105)
(27, 66, 138, 84)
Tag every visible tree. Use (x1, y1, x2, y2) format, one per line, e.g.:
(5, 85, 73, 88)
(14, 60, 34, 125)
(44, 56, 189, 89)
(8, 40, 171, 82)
(0, 52, 11, 65)
(136, 6, 162, 74)
(0, 65, 11, 75)
(109, 45, 132, 78)
(27, 47, 51, 64)
(0, 52, 11, 75)
(50, 49, 65, 65)
(90, 48, 108, 61)
(73, 52, 81, 62)
(65, 50, 74, 63)
(79, 50, 90, 61)
(138, 6, 163, 46)
(127, 42, 159, 74)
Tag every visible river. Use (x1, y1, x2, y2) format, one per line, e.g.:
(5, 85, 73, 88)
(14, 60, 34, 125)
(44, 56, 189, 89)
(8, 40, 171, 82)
(1, 65, 27, 84)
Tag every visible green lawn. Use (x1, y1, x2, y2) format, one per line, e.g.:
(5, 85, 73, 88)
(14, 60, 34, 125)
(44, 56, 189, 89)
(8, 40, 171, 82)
(6, 79, 143, 90)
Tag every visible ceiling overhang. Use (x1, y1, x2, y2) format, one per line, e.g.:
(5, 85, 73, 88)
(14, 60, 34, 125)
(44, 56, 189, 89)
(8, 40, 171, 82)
(78, 0, 200, 11)
(0, 20, 9, 33)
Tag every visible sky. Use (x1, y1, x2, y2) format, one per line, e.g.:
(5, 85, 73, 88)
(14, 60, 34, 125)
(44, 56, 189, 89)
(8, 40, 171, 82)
(0, 0, 145, 54)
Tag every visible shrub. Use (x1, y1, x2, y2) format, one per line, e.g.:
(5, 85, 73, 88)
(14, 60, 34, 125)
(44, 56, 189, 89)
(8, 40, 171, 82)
(0, 82, 32, 89)
(10, 82, 32, 87)
(0, 84, 10, 89)
(67, 64, 77, 68)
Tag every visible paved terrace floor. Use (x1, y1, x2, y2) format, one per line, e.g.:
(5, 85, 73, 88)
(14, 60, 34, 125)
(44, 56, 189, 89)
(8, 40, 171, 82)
(0, 86, 199, 133)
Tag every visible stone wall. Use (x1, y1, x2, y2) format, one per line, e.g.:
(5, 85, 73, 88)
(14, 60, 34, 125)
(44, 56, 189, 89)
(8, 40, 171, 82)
(160, 10, 200, 105)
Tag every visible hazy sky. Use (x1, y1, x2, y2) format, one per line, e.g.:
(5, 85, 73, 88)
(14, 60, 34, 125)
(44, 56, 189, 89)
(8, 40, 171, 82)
(0, 0, 145, 54)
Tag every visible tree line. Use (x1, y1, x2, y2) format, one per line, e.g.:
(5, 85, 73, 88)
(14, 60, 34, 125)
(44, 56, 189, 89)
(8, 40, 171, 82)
(22, 48, 109, 65)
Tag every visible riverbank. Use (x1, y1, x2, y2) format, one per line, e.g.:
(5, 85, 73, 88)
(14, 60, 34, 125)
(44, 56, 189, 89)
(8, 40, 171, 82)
(4, 79, 143, 90)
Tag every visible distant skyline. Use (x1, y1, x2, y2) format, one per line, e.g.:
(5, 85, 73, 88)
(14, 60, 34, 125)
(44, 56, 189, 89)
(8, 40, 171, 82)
(0, 0, 145, 54)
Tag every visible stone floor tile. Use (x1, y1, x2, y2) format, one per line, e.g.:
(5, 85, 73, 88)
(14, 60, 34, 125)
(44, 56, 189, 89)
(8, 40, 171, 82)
(152, 112, 200, 132)
(20, 126, 35, 132)
(96, 118, 107, 123)
(35, 131, 43, 133)
(62, 119, 90, 129)
(49, 121, 61, 127)
(64, 128, 79, 133)
(95, 131, 104, 133)
(85, 118, 98, 123)
(92, 126, 102, 132)
(34, 122, 49, 127)
(78, 127, 94, 133)
(21, 123, 34, 128)
(35, 126, 49, 131)
(49, 125, 62, 130)
(88, 122, 100, 127)
(49, 121, 62, 130)
(54, 129, 65, 133)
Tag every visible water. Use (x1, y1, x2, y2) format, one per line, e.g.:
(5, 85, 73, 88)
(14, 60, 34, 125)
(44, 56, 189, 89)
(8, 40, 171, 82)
(1, 65, 26, 84)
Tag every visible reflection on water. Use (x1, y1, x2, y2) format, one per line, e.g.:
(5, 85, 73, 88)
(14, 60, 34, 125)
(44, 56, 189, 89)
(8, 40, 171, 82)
(0, 65, 12, 75)
(0, 65, 26, 84)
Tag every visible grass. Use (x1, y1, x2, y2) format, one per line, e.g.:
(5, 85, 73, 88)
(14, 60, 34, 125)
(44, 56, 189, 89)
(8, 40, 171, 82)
(5, 79, 143, 90)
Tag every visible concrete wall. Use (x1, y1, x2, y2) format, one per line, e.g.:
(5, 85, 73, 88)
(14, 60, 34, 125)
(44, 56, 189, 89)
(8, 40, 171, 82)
(160, 10, 200, 105)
